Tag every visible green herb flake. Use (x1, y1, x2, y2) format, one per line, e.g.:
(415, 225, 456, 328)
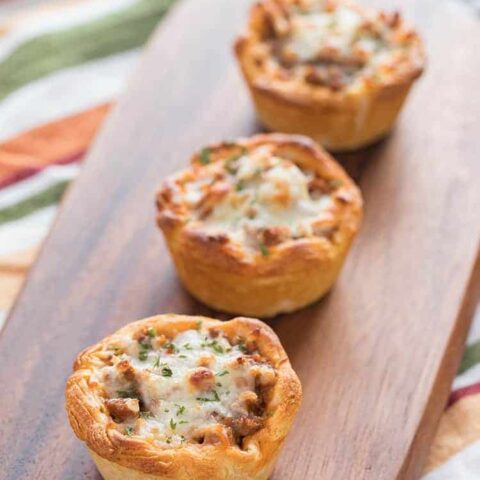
(147, 327, 156, 338)
(125, 426, 134, 436)
(183, 343, 192, 350)
(196, 320, 203, 331)
(259, 244, 269, 257)
(139, 411, 153, 419)
(162, 366, 173, 377)
(216, 370, 229, 377)
(199, 148, 211, 165)
(108, 345, 122, 356)
(166, 436, 172, 444)
(153, 356, 161, 368)
(138, 338, 152, 361)
(208, 340, 224, 354)
(235, 180, 245, 192)
(237, 339, 248, 353)
(176, 405, 186, 416)
(179, 420, 189, 425)
(163, 341, 178, 353)
(170, 418, 177, 430)
(117, 388, 138, 399)
(197, 390, 220, 402)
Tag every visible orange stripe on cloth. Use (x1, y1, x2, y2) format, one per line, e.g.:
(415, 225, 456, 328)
(424, 393, 480, 473)
(0, 103, 111, 188)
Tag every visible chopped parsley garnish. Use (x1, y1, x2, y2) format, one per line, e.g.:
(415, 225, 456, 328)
(196, 320, 203, 331)
(216, 370, 229, 377)
(163, 341, 178, 353)
(183, 343, 192, 350)
(164, 409, 170, 413)
(237, 339, 248, 353)
(161, 366, 173, 377)
(138, 339, 152, 361)
(117, 388, 138, 399)
(153, 355, 161, 368)
(207, 340, 224, 354)
(199, 148, 211, 165)
(178, 354, 187, 359)
(108, 345, 122, 356)
(166, 436, 172, 444)
(179, 420, 189, 425)
(216, 382, 222, 387)
(196, 390, 220, 402)
(147, 327, 156, 337)
(235, 180, 245, 192)
(259, 244, 269, 257)
(170, 418, 177, 430)
(139, 411, 153, 419)
(125, 426, 134, 436)
(175, 405, 186, 416)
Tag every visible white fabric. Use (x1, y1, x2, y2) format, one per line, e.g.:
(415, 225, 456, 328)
(0, 49, 139, 141)
(423, 440, 480, 479)
(0, 205, 57, 255)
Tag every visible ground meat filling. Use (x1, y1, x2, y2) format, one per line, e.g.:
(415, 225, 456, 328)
(93, 324, 277, 448)
(257, 0, 418, 90)
(163, 143, 344, 256)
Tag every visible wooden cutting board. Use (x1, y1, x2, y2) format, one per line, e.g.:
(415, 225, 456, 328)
(0, 1, 479, 479)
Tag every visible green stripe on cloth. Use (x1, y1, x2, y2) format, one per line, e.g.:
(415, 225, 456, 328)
(459, 339, 480, 375)
(0, 180, 69, 225)
(0, 0, 176, 102)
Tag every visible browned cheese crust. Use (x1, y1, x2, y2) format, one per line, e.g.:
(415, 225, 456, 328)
(65, 314, 302, 480)
(156, 133, 363, 317)
(235, 0, 426, 151)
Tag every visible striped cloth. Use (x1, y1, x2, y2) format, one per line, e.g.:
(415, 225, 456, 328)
(0, 0, 479, 477)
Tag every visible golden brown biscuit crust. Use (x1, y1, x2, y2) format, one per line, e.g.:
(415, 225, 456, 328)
(65, 314, 302, 479)
(156, 134, 363, 317)
(235, 0, 426, 151)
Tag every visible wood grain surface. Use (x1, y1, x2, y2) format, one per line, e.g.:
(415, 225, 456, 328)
(1, 0, 479, 479)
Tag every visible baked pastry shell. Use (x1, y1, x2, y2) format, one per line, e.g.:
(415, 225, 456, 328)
(65, 314, 302, 480)
(234, 1, 426, 152)
(156, 134, 363, 318)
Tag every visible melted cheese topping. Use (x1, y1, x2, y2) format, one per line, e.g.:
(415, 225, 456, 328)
(175, 145, 339, 253)
(286, 6, 367, 63)
(265, 0, 419, 90)
(95, 327, 275, 447)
